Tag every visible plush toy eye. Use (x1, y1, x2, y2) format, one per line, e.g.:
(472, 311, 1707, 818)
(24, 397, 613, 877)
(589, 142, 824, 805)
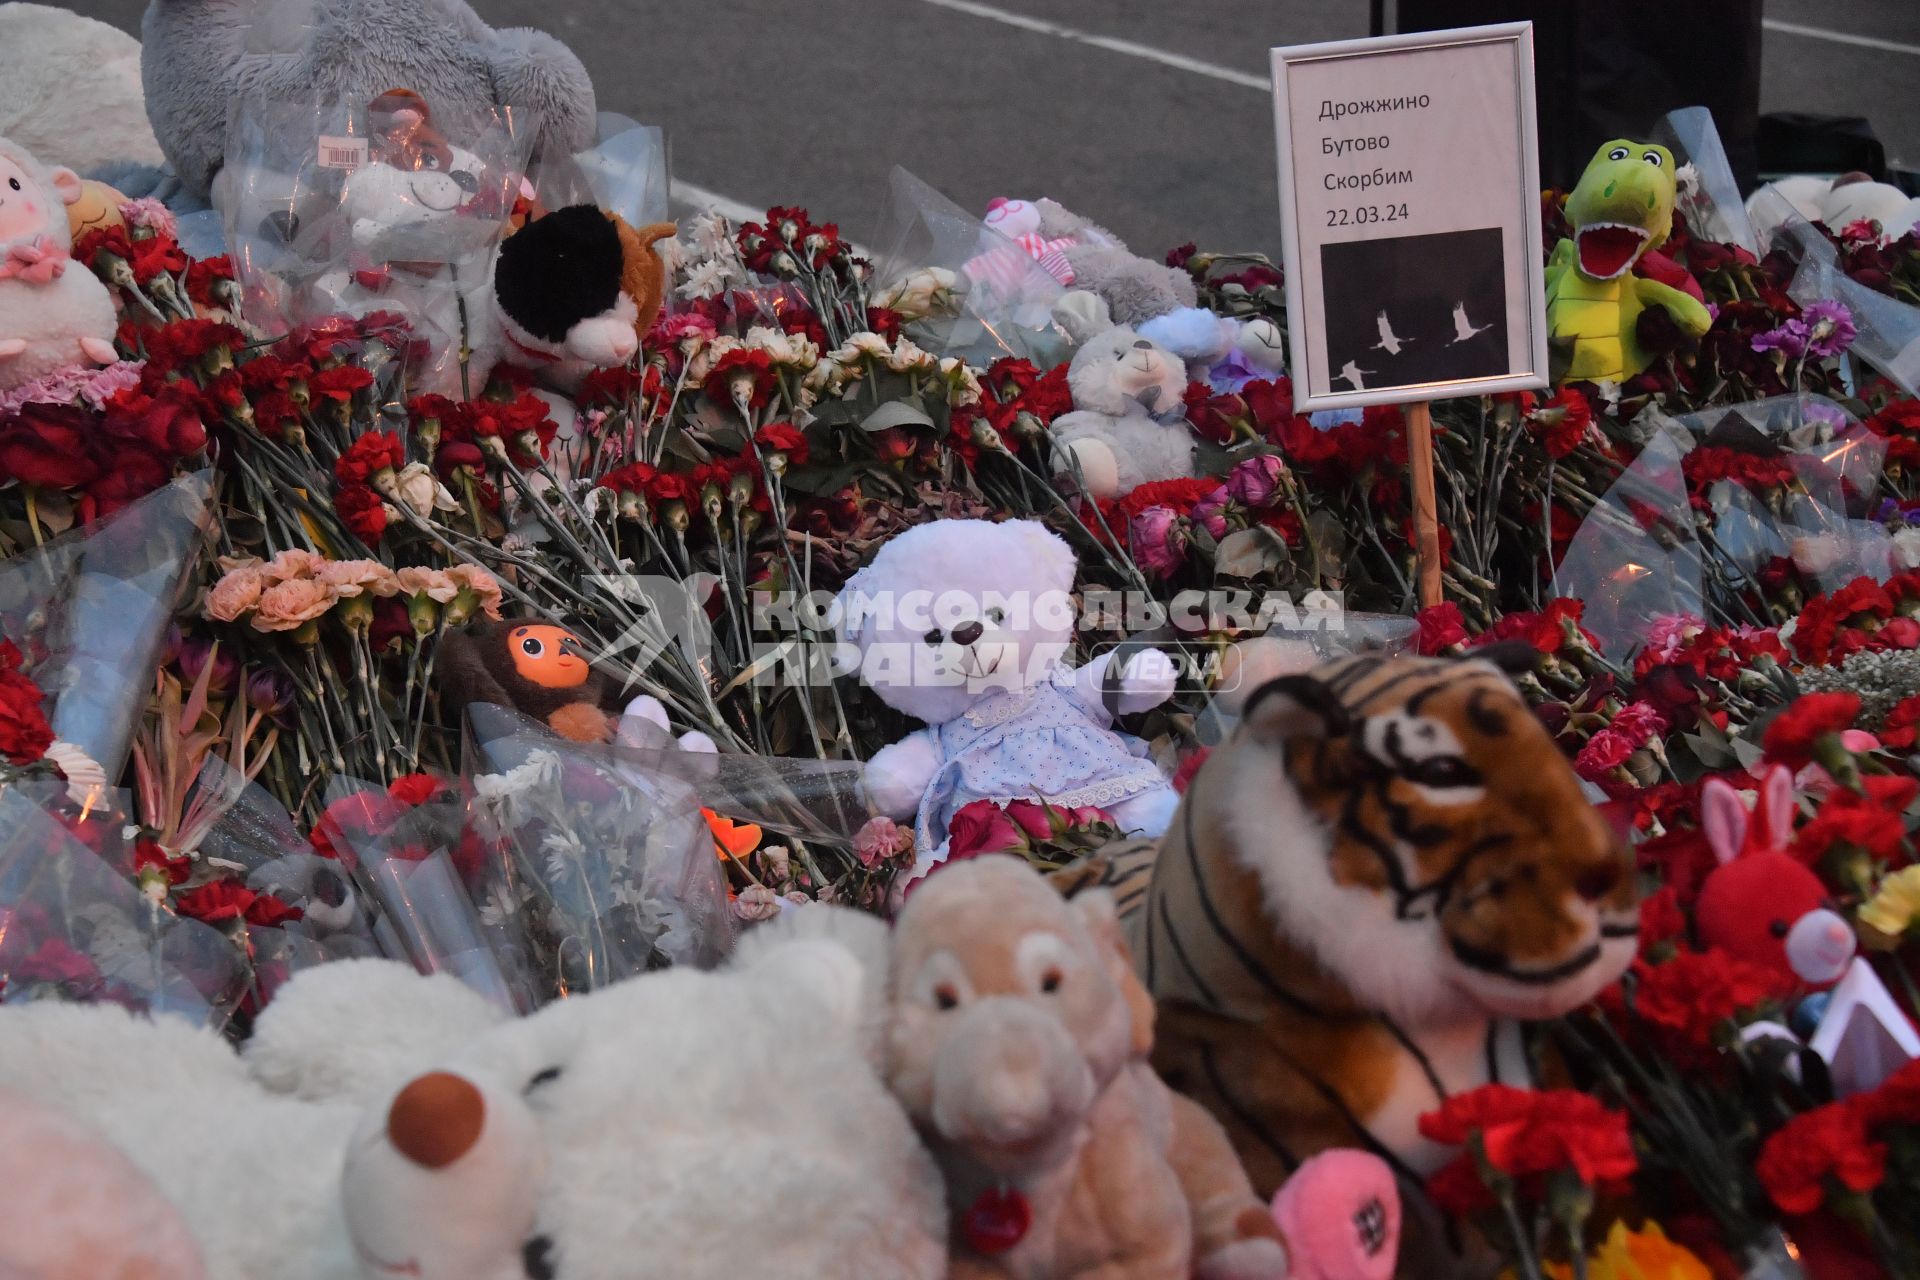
(525, 1065, 563, 1093)
(1039, 969, 1062, 994)
(985, 607, 1005, 625)
(1406, 756, 1481, 789)
(422, 152, 442, 170)
(1607, 146, 1629, 161)
(933, 983, 960, 1011)
(522, 1235, 557, 1280)
(1642, 151, 1664, 167)
(922, 629, 943, 648)
(521, 636, 545, 658)
(1770, 919, 1790, 938)
(5, 177, 17, 191)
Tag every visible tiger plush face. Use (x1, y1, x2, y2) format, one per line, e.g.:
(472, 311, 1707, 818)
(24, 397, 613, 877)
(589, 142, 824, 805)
(1219, 652, 1637, 1025)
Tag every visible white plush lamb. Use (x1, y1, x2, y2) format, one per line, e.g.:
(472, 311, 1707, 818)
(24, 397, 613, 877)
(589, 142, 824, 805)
(837, 518, 1181, 882)
(0, 938, 947, 1280)
(0, 135, 117, 392)
(1048, 290, 1202, 499)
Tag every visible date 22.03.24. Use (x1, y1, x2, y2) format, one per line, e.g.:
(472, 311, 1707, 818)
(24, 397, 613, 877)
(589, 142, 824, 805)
(1326, 203, 1408, 228)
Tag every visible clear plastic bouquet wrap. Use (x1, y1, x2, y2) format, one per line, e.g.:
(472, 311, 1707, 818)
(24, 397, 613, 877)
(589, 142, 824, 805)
(532, 113, 669, 227)
(222, 91, 534, 396)
(0, 786, 243, 1027)
(1655, 106, 1759, 256)
(305, 770, 529, 1014)
(868, 166, 1069, 367)
(0, 472, 212, 788)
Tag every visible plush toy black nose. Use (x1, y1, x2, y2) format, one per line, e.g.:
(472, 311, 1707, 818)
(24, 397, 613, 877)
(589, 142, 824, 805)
(951, 621, 984, 647)
(451, 169, 479, 193)
(1132, 339, 1153, 350)
(313, 867, 349, 909)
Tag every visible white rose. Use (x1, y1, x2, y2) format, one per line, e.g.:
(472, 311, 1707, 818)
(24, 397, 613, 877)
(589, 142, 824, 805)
(874, 266, 958, 320)
(391, 462, 461, 517)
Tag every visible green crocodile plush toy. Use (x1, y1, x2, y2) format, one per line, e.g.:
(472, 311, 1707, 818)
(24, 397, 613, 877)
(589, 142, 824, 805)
(1545, 139, 1713, 384)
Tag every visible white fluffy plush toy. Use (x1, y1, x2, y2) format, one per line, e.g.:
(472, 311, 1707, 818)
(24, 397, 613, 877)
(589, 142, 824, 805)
(1048, 290, 1202, 499)
(0, 941, 947, 1280)
(837, 518, 1181, 880)
(1748, 171, 1920, 245)
(0, 134, 117, 393)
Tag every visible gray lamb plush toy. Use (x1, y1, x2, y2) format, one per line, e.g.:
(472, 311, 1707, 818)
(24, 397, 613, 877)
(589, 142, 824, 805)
(1033, 197, 1197, 327)
(141, 0, 597, 199)
(1049, 290, 1200, 499)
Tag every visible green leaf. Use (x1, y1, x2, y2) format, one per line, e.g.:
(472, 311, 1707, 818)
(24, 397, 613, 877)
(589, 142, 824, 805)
(859, 399, 934, 433)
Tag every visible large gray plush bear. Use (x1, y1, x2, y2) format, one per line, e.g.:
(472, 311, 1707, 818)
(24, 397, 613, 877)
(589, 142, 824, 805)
(141, 0, 597, 199)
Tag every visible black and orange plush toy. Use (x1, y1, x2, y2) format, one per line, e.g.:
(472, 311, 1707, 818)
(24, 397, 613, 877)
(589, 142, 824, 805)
(438, 617, 717, 752)
(438, 618, 621, 743)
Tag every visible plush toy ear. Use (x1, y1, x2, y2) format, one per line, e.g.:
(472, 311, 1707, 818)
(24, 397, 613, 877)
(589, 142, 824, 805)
(1241, 673, 1350, 743)
(1700, 777, 1750, 866)
(1073, 889, 1155, 1057)
(1052, 290, 1112, 344)
(1758, 764, 1796, 853)
(835, 565, 878, 649)
(1005, 520, 1076, 595)
(47, 165, 83, 206)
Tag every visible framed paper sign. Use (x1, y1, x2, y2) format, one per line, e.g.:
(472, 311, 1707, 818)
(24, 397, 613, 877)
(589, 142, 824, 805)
(1271, 23, 1548, 411)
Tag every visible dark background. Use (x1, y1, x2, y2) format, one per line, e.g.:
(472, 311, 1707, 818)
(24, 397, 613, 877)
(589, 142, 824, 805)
(1321, 228, 1509, 392)
(76, 0, 1920, 263)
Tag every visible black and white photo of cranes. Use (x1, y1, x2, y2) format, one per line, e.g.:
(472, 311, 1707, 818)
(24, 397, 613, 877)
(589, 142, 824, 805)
(1319, 228, 1508, 394)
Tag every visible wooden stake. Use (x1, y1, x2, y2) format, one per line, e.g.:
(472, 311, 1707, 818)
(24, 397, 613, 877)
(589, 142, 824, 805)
(1407, 400, 1443, 609)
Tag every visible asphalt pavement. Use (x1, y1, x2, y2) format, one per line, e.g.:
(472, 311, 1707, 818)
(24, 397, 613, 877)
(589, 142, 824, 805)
(74, 0, 1920, 263)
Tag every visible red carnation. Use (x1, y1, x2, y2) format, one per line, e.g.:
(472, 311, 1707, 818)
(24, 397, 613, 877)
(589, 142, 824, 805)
(333, 431, 405, 486)
(334, 482, 388, 543)
(754, 421, 809, 465)
(174, 879, 258, 923)
(1756, 1100, 1887, 1215)
(1626, 948, 1795, 1064)
(388, 773, 449, 807)
(244, 893, 305, 928)
(0, 639, 53, 764)
(0, 403, 103, 490)
(1416, 603, 1470, 655)
(1762, 692, 1862, 768)
(1419, 1084, 1637, 1212)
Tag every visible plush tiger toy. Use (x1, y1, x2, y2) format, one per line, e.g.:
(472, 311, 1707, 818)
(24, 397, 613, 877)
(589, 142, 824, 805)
(1057, 642, 1639, 1206)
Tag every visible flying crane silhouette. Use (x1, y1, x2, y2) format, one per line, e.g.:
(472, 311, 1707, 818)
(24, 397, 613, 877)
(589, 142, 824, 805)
(1371, 309, 1412, 357)
(1448, 301, 1493, 345)
(1336, 359, 1373, 391)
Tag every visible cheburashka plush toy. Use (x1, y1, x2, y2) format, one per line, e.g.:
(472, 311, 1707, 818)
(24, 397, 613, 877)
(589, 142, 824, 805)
(141, 0, 596, 201)
(0, 944, 949, 1280)
(1545, 139, 1713, 384)
(1047, 290, 1201, 499)
(0, 135, 118, 393)
(438, 617, 715, 751)
(836, 518, 1181, 882)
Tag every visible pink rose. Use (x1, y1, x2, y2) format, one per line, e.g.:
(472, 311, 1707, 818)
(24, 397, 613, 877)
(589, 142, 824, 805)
(1130, 506, 1186, 578)
(1005, 800, 1054, 841)
(1226, 453, 1286, 507)
(947, 800, 1021, 858)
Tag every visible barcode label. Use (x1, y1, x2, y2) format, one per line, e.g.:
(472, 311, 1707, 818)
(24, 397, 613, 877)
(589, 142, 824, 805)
(317, 135, 368, 171)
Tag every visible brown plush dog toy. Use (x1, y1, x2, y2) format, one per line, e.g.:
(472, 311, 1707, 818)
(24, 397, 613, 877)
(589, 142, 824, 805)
(886, 856, 1288, 1280)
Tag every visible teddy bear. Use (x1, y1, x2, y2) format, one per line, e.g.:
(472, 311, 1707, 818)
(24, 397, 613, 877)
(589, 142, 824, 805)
(1748, 171, 1920, 246)
(0, 135, 118, 393)
(0, 3, 164, 176)
(0, 937, 950, 1280)
(882, 855, 1292, 1279)
(836, 518, 1181, 881)
(438, 616, 715, 751)
(1047, 290, 1201, 499)
(140, 0, 596, 201)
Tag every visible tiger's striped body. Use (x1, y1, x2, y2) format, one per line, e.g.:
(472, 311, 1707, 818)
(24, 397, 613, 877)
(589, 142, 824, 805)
(1057, 651, 1638, 1200)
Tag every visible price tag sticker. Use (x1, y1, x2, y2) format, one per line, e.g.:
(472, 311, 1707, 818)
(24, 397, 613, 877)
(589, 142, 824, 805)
(317, 135, 369, 171)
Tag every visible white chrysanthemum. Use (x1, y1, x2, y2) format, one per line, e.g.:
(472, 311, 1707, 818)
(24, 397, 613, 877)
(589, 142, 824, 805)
(1893, 527, 1920, 572)
(472, 750, 561, 833)
(678, 258, 733, 301)
(689, 211, 733, 258)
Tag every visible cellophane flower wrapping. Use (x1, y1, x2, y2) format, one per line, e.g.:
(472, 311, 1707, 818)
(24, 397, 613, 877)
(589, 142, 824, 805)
(532, 114, 669, 227)
(0, 472, 212, 784)
(460, 703, 730, 1001)
(0, 785, 243, 1026)
(868, 166, 1069, 367)
(312, 772, 529, 1015)
(221, 92, 535, 397)
(1656, 105, 1760, 256)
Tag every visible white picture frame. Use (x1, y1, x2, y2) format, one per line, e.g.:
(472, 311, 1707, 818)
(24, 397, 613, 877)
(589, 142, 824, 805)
(1271, 22, 1549, 411)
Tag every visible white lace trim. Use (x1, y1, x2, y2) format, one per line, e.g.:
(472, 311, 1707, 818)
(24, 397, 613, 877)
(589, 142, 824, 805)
(983, 770, 1167, 810)
(962, 687, 1040, 728)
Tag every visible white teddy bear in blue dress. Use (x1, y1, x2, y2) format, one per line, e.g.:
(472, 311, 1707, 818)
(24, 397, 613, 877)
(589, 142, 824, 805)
(836, 518, 1181, 883)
